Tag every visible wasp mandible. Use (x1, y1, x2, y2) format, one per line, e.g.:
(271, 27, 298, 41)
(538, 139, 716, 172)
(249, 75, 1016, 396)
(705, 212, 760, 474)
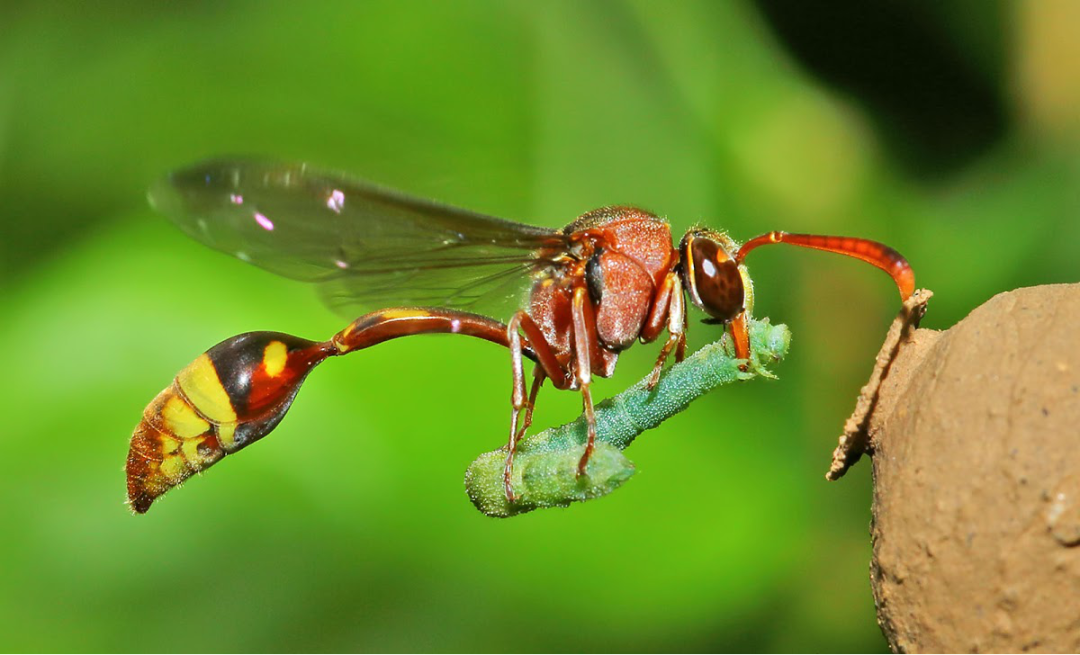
(126, 159, 915, 513)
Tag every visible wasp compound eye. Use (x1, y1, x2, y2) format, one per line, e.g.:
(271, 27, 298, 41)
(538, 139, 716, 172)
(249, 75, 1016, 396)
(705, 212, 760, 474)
(684, 235, 745, 323)
(125, 332, 332, 513)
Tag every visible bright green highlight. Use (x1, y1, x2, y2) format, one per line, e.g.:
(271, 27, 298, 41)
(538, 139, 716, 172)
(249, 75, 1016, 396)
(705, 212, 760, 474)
(466, 318, 791, 517)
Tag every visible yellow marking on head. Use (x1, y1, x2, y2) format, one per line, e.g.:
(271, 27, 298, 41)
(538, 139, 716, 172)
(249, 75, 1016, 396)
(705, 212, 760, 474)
(162, 396, 210, 439)
(263, 340, 288, 377)
(176, 354, 238, 424)
(682, 237, 698, 300)
(739, 264, 755, 316)
(216, 422, 237, 450)
(380, 308, 427, 320)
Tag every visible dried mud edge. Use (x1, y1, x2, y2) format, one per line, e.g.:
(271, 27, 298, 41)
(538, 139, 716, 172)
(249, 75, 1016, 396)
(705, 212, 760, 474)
(825, 289, 933, 481)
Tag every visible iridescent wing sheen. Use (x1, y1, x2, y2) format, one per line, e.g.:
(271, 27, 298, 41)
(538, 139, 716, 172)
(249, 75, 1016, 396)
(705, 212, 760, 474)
(149, 158, 569, 320)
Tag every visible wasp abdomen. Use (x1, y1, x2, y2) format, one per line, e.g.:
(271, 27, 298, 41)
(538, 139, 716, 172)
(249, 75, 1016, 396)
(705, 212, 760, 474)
(126, 332, 332, 513)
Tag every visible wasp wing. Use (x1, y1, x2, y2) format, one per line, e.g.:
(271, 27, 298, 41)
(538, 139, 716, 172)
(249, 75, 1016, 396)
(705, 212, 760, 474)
(149, 158, 568, 320)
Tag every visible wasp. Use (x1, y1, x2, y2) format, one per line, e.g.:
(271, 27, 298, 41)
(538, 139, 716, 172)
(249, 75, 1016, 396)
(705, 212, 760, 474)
(126, 158, 915, 513)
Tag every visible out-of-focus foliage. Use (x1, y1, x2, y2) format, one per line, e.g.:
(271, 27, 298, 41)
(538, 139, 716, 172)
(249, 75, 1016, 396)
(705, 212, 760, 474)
(0, 1, 1076, 651)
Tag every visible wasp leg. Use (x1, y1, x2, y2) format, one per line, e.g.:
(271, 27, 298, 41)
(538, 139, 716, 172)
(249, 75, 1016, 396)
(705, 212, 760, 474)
(571, 286, 601, 477)
(517, 369, 545, 441)
(505, 312, 573, 503)
(675, 329, 687, 363)
(641, 273, 686, 390)
(506, 369, 546, 502)
(506, 314, 529, 503)
(730, 311, 751, 372)
(640, 271, 676, 344)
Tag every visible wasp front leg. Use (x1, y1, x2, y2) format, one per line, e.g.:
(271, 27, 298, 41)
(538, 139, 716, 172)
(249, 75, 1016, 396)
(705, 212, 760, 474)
(640, 272, 687, 390)
(731, 312, 752, 371)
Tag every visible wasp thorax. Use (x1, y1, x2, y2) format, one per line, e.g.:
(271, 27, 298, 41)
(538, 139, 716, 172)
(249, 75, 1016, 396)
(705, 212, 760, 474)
(680, 231, 745, 323)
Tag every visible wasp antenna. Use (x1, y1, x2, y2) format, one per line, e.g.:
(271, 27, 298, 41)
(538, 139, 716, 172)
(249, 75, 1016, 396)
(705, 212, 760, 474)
(736, 231, 915, 301)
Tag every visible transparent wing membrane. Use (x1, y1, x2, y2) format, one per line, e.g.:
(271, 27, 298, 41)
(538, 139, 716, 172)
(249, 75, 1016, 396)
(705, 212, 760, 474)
(150, 158, 568, 319)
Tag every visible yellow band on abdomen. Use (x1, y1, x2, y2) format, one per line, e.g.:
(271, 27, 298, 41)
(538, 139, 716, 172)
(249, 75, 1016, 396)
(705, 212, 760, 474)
(176, 354, 238, 424)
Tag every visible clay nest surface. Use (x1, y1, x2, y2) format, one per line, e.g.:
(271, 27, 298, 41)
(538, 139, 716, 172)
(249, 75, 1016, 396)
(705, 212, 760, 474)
(830, 284, 1080, 653)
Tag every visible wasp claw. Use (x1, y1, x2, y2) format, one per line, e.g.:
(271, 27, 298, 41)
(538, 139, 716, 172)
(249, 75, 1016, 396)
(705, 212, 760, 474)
(645, 371, 662, 391)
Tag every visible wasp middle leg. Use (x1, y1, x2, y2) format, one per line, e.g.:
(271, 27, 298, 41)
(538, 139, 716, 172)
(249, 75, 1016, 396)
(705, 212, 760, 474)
(571, 284, 609, 477)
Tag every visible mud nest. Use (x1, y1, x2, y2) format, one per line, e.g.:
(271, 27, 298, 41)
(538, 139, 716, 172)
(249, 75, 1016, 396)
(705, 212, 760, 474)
(832, 283, 1080, 652)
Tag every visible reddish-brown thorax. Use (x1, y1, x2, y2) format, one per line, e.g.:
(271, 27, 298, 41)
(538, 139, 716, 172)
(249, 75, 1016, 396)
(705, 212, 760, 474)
(527, 207, 678, 379)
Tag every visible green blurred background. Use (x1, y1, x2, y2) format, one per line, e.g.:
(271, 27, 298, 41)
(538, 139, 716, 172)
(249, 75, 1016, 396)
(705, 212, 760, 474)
(2, 1, 1078, 651)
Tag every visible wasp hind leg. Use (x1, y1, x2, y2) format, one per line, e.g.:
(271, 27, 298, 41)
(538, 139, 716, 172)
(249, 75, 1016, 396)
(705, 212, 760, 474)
(505, 312, 572, 503)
